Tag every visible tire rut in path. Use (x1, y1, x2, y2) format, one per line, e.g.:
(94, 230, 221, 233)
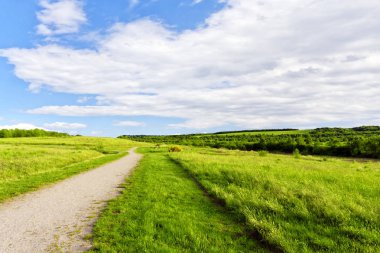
(0, 147, 142, 253)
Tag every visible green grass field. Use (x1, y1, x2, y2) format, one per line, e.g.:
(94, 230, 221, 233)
(90, 147, 266, 252)
(89, 146, 379, 252)
(1, 136, 378, 252)
(0, 136, 136, 202)
(169, 148, 380, 252)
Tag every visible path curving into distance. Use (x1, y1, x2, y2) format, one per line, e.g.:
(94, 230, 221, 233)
(0, 148, 142, 253)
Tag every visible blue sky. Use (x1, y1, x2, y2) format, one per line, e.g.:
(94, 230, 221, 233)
(1, 0, 380, 136)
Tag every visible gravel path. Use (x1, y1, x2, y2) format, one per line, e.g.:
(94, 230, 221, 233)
(0, 148, 142, 253)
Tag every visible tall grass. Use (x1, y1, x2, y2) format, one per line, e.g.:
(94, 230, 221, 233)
(90, 148, 265, 252)
(170, 148, 380, 252)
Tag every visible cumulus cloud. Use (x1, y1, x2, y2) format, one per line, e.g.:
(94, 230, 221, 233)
(37, 0, 86, 36)
(114, 121, 146, 127)
(44, 122, 87, 130)
(2, 0, 380, 129)
(0, 123, 45, 130)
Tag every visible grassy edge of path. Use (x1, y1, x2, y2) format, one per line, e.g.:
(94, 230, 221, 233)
(0, 151, 128, 203)
(90, 147, 266, 252)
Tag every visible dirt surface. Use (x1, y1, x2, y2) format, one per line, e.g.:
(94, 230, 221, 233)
(0, 148, 142, 253)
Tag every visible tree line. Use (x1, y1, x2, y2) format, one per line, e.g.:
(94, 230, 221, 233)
(0, 129, 69, 138)
(120, 126, 380, 158)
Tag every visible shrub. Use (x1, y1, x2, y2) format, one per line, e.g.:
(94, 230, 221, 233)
(258, 150, 268, 157)
(293, 148, 301, 159)
(168, 146, 183, 152)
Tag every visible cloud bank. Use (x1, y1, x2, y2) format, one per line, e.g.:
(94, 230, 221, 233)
(0, 123, 44, 130)
(44, 122, 87, 130)
(114, 121, 146, 127)
(0, 122, 86, 132)
(2, 0, 380, 129)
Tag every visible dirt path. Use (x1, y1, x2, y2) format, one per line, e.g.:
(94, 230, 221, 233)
(0, 147, 142, 253)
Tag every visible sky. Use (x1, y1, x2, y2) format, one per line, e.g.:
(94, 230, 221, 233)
(0, 0, 380, 136)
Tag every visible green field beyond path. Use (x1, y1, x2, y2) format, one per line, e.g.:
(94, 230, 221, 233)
(0, 137, 136, 202)
(169, 148, 380, 252)
(91, 146, 379, 252)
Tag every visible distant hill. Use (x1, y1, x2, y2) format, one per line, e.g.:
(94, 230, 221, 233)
(0, 128, 69, 138)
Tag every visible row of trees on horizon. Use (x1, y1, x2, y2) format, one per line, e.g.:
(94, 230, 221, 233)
(0, 129, 69, 138)
(121, 126, 380, 158)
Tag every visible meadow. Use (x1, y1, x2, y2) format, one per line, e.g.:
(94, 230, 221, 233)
(1, 131, 378, 252)
(169, 147, 380, 252)
(90, 147, 266, 252)
(89, 146, 379, 252)
(0, 136, 136, 202)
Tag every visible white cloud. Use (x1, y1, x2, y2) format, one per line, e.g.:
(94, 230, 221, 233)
(2, 0, 380, 129)
(114, 121, 146, 127)
(44, 122, 87, 130)
(37, 0, 86, 36)
(0, 123, 45, 130)
(192, 0, 204, 5)
(90, 130, 103, 136)
(128, 0, 139, 8)
(77, 96, 90, 103)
